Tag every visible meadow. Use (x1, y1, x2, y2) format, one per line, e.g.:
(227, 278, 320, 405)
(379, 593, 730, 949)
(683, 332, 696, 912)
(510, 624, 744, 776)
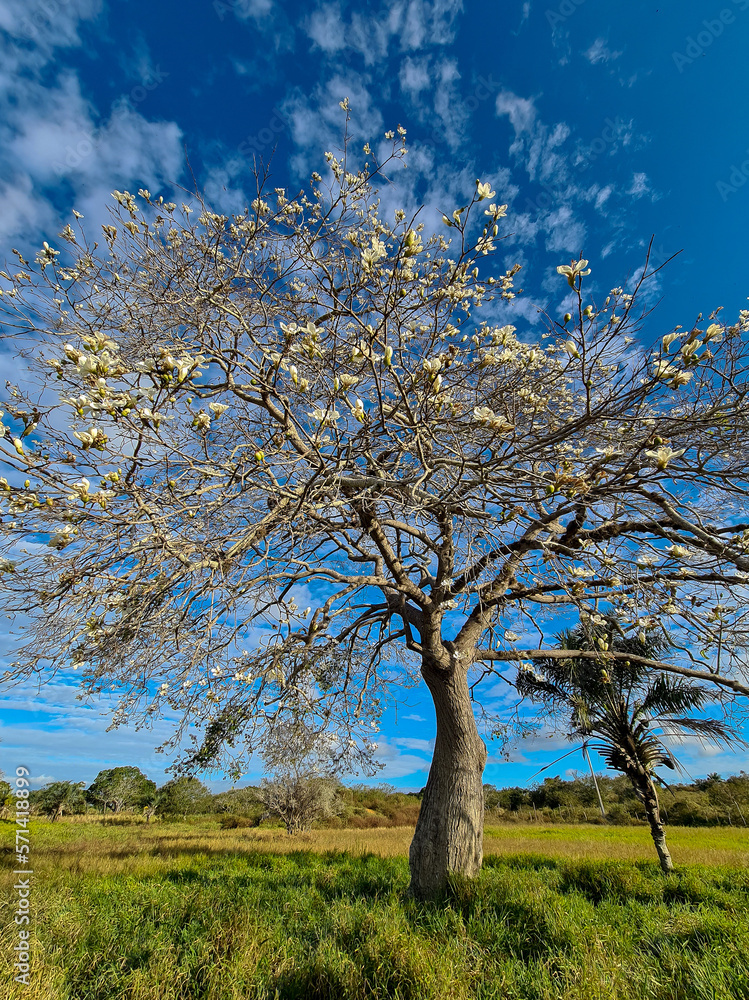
(1, 818, 748, 1000)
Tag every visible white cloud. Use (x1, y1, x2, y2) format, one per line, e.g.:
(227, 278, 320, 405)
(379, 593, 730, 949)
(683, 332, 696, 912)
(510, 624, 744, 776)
(544, 205, 586, 254)
(393, 737, 433, 752)
(495, 89, 537, 137)
(628, 171, 651, 199)
(584, 38, 623, 65)
(305, 0, 464, 64)
(399, 55, 432, 97)
(371, 736, 431, 778)
(0, 0, 102, 54)
(0, 0, 183, 248)
(280, 74, 384, 179)
(0, 676, 188, 785)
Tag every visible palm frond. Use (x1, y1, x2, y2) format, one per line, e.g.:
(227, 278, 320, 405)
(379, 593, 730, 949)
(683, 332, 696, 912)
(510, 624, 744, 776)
(661, 716, 742, 746)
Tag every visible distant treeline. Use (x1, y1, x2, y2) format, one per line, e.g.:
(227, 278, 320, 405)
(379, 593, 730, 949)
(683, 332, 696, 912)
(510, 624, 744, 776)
(3, 767, 748, 828)
(483, 772, 749, 827)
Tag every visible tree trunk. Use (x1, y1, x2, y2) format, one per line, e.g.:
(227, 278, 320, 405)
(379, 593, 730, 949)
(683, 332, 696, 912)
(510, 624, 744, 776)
(635, 771, 674, 874)
(52, 803, 63, 822)
(408, 661, 487, 899)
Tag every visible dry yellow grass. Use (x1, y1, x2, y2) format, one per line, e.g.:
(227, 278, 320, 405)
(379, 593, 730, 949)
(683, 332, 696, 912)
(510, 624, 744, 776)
(9, 817, 749, 883)
(482, 823, 749, 866)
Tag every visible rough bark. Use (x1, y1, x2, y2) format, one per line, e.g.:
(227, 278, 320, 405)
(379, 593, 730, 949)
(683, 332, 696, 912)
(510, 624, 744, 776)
(408, 659, 487, 899)
(634, 771, 674, 874)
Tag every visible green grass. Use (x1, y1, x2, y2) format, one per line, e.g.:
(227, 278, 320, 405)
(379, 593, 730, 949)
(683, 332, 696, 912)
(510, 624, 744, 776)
(2, 821, 748, 999)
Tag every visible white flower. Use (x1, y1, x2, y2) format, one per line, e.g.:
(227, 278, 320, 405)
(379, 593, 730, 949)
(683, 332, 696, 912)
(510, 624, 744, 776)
(87, 332, 120, 353)
(75, 354, 98, 376)
(636, 553, 658, 567)
(350, 398, 366, 421)
(472, 406, 514, 433)
(67, 478, 92, 503)
(561, 340, 580, 359)
(557, 259, 591, 287)
(653, 360, 680, 381)
(704, 323, 723, 343)
(361, 237, 387, 270)
(568, 566, 593, 578)
(308, 407, 340, 427)
(36, 241, 60, 268)
(338, 373, 359, 390)
(680, 340, 700, 359)
(158, 683, 169, 695)
(483, 203, 508, 219)
(503, 630, 520, 642)
(73, 426, 107, 450)
(193, 411, 211, 431)
(384, 345, 393, 366)
(644, 445, 685, 470)
(662, 332, 680, 352)
(476, 180, 496, 201)
(669, 371, 692, 388)
(666, 544, 690, 559)
(208, 402, 229, 417)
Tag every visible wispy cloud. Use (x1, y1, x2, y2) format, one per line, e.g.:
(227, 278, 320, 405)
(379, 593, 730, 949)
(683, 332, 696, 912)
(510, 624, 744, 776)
(584, 38, 623, 65)
(0, 0, 183, 248)
(304, 0, 464, 64)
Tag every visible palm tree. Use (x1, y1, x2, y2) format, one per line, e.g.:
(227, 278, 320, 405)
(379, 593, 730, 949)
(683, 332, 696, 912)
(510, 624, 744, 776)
(517, 618, 738, 873)
(34, 781, 87, 822)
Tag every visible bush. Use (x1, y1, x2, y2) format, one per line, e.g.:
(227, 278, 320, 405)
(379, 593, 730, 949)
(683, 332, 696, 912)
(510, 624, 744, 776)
(219, 814, 258, 829)
(260, 775, 343, 834)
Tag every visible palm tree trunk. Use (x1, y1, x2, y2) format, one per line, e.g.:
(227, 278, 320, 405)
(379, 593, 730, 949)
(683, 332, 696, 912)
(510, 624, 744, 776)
(635, 771, 674, 874)
(408, 660, 487, 899)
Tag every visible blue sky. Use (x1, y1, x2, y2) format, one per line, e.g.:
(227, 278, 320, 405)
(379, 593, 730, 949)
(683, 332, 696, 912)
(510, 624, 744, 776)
(1, 0, 749, 790)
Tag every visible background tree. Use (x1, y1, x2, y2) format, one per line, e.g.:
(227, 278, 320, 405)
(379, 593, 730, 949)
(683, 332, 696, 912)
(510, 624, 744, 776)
(211, 786, 263, 816)
(258, 715, 345, 835)
(2, 121, 749, 896)
(32, 780, 86, 821)
(517, 618, 739, 872)
(86, 767, 157, 815)
(156, 776, 212, 818)
(0, 771, 12, 819)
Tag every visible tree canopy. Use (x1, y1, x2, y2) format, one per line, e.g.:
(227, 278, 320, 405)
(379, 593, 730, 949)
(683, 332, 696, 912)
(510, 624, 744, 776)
(2, 122, 749, 894)
(86, 766, 157, 813)
(156, 775, 212, 816)
(32, 780, 87, 820)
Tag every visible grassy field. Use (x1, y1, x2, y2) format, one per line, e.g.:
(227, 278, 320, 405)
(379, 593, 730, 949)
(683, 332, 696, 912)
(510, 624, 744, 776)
(1, 818, 748, 999)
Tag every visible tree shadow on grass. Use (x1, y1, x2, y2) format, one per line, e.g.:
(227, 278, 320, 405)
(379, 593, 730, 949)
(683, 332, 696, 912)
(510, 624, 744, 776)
(160, 849, 409, 903)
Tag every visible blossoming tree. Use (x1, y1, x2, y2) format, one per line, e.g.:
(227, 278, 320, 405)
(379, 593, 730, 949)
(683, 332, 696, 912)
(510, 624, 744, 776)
(2, 122, 749, 897)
